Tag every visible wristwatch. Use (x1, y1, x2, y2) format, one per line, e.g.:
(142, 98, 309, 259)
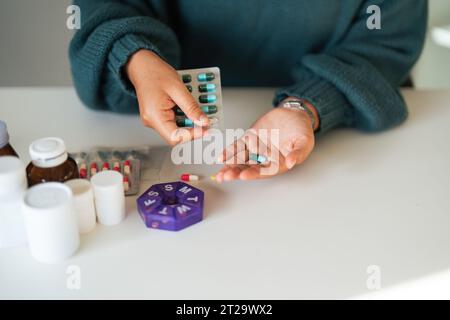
(280, 100, 316, 130)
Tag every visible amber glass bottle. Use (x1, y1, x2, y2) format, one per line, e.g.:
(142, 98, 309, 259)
(26, 137, 79, 187)
(0, 120, 19, 157)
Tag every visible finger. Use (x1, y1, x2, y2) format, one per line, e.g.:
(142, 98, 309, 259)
(168, 82, 209, 126)
(224, 149, 248, 165)
(219, 138, 247, 163)
(223, 166, 246, 182)
(215, 164, 247, 182)
(243, 129, 260, 155)
(285, 149, 304, 169)
(152, 118, 181, 145)
(245, 129, 278, 165)
(214, 165, 233, 183)
(283, 138, 314, 169)
(239, 166, 262, 180)
(220, 164, 248, 182)
(172, 126, 207, 144)
(152, 114, 205, 145)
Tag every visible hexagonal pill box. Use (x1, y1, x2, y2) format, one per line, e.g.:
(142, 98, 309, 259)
(136, 182, 204, 231)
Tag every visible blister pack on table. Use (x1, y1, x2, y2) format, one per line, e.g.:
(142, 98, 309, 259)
(70, 146, 169, 196)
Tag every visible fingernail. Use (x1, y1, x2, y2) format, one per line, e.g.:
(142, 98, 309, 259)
(199, 115, 209, 126)
(286, 160, 295, 170)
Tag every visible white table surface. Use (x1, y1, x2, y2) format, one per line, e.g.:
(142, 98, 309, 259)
(0, 87, 450, 300)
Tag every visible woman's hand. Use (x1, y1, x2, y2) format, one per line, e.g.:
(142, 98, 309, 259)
(126, 50, 209, 145)
(215, 100, 318, 182)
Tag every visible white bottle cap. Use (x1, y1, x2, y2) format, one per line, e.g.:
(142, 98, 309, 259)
(65, 179, 97, 234)
(29, 137, 68, 168)
(22, 182, 80, 264)
(0, 156, 27, 195)
(90, 170, 125, 226)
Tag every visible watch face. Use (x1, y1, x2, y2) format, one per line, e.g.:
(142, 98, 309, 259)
(285, 101, 304, 109)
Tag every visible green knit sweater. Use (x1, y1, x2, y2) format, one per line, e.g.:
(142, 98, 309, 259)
(69, 0, 427, 135)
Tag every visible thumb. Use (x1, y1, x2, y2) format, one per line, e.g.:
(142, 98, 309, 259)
(169, 82, 209, 126)
(285, 149, 304, 170)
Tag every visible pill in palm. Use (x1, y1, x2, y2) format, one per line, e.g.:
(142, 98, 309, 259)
(249, 153, 268, 164)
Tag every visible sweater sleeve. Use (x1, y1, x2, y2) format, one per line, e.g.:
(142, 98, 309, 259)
(69, 0, 180, 113)
(273, 0, 428, 135)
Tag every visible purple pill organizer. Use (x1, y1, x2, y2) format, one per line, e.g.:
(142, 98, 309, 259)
(137, 182, 204, 231)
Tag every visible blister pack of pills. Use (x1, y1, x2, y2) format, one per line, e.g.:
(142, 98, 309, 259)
(175, 67, 224, 130)
(70, 146, 169, 196)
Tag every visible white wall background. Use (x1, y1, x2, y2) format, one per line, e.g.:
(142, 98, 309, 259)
(0, 0, 449, 88)
(0, 0, 73, 86)
(413, 0, 450, 88)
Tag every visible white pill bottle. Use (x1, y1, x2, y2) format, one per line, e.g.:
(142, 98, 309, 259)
(0, 156, 28, 248)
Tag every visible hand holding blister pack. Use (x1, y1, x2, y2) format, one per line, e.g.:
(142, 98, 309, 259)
(175, 67, 224, 130)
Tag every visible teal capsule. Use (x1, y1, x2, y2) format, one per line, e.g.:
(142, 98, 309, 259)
(182, 74, 192, 83)
(197, 72, 215, 82)
(173, 106, 184, 116)
(198, 83, 216, 93)
(201, 105, 218, 114)
(186, 84, 192, 92)
(173, 105, 217, 116)
(176, 118, 194, 127)
(249, 153, 268, 164)
(199, 94, 216, 103)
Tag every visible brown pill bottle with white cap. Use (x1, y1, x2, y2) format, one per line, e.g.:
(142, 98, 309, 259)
(26, 137, 79, 187)
(0, 120, 19, 157)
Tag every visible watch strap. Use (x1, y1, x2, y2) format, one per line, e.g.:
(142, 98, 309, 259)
(281, 100, 316, 130)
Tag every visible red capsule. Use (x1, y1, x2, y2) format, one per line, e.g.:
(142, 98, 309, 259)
(181, 174, 199, 182)
(90, 163, 98, 175)
(123, 176, 130, 191)
(79, 168, 87, 179)
(113, 161, 120, 172)
(123, 160, 131, 175)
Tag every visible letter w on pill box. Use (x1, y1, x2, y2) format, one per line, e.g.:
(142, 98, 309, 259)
(176, 67, 224, 130)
